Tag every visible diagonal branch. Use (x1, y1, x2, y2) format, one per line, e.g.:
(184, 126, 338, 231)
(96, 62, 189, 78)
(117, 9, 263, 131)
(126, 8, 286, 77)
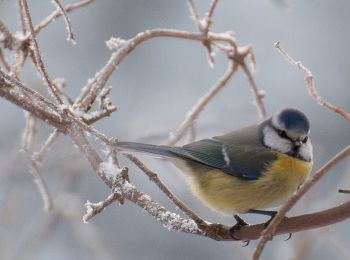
(252, 144, 350, 260)
(0, 20, 15, 49)
(26, 0, 94, 38)
(22, 113, 53, 210)
(20, 0, 65, 105)
(164, 60, 239, 145)
(240, 58, 267, 119)
(74, 29, 238, 112)
(275, 41, 350, 122)
(51, 0, 76, 43)
(126, 154, 206, 227)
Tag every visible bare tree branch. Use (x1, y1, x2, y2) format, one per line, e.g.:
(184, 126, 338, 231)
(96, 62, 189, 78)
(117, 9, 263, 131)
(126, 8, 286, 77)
(74, 29, 238, 112)
(29, 0, 94, 37)
(20, 0, 65, 105)
(51, 0, 76, 43)
(125, 154, 206, 227)
(252, 145, 350, 260)
(0, 48, 11, 71)
(275, 41, 350, 122)
(22, 113, 53, 210)
(164, 61, 239, 145)
(0, 20, 15, 49)
(83, 193, 122, 223)
(239, 54, 267, 119)
(33, 129, 59, 162)
(1, 2, 350, 258)
(186, 0, 201, 30)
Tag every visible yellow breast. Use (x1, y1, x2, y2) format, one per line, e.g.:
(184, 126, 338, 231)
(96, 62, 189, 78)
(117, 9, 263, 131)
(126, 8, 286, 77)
(182, 154, 312, 214)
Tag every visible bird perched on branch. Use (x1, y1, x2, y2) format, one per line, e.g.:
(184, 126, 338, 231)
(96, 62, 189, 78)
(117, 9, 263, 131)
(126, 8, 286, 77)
(114, 108, 313, 234)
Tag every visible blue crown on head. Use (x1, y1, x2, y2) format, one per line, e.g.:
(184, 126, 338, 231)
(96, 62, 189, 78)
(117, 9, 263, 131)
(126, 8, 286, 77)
(278, 108, 310, 132)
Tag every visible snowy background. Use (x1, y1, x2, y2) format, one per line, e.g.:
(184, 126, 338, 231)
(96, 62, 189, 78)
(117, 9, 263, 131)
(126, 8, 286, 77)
(1, 0, 350, 259)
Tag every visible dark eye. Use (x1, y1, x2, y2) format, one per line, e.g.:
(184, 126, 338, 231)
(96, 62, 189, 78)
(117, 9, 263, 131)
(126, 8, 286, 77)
(302, 136, 308, 143)
(277, 129, 288, 139)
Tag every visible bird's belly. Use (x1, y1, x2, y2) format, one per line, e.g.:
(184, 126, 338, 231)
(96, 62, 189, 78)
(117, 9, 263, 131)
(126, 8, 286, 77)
(180, 154, 312, 214)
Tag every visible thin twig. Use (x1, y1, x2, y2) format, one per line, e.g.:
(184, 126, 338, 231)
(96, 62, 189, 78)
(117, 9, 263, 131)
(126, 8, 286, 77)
(20, 0, 65, 105)
(240, 59, 267, 119)
(83, 193, 122, 223)
(18, 0, 27, 34)
(339, 189, 350, 194)
(22, 113, 53, 210)
(203, 0, 219, 34)
(187, 0, 219, 66)
(33, 129, 59, 162)
(275, 41, 350, 122)
(0, 68, 62, 114)
(188, 121, 197, 143)
(164, 61, 239, 145)
(126, 154, 206, 227)
(252, 145, 350, 260)
(0, 21, 15, 49)
(0, 85, 64, 130)
(0, 48, 11, 71)
(51, 0, 76, 43)
(52, 78, 74, 105)
(74, 29, 238, 112)
(29, 0, 94, 37)
(10, 47, 28, 79)
(68, 125, 202, 234)
(82, 107, 117, 124)
(186, 0, 201, 30)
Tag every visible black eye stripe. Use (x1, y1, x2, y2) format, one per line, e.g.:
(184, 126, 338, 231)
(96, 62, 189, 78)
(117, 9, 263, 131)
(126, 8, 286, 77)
(302, 136, 308, 143)
(271, 126, 293, 141)
(278, 130, 292, 141)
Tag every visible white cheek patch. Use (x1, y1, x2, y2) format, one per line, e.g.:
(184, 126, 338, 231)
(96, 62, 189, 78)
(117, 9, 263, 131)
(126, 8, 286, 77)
(298, 139, 313, 162)
(263, 126, 291, 153)
(263, 126, 313, 161)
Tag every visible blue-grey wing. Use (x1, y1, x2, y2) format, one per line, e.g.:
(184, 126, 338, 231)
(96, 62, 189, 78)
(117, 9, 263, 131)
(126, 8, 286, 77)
(115, 125, 277, 180)
(180, 127, 277, 180)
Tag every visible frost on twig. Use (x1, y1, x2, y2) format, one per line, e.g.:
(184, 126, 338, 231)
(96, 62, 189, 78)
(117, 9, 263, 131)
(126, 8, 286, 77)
(51, 0, 76, 43)
(84, 154, 202, 235)
(30, 0, 94, 37)
(83, 149, 127, 222)
(83, 193, 121, 223)
(3, 1, 350, 254)
(106, 37, 128, 51)
(125, 154, 206, 227)
(0, 20, 15, 49)
(274, 41, 350, 122)
(82, 86, 117, 124)
(22, 113, 53, 211)
(136, 193, 199, 233)
(20, 0, 65, 106)
(186, 0, 219, 66)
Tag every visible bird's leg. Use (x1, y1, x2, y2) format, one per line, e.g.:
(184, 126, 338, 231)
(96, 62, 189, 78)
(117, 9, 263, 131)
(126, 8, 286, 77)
(230, 215, 250, 245)
(248, 209, 292, 240)
(248, 209, 278, 227)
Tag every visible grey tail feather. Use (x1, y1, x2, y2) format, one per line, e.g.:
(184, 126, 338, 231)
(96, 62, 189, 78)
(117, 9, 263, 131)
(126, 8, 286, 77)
(114, 141, 180, 159)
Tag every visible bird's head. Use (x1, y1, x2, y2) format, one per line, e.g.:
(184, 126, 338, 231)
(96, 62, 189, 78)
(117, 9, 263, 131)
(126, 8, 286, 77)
(260, 108, 313, 162)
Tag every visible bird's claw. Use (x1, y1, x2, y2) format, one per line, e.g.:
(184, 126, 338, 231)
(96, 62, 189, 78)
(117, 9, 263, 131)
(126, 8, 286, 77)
(284, 232, 292, 241)
(262, 215, 293, 241)
(230, 215, 250, 246)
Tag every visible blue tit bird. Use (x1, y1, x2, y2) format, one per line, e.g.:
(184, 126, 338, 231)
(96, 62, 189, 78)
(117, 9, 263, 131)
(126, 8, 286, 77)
(114, 108, 313, 229)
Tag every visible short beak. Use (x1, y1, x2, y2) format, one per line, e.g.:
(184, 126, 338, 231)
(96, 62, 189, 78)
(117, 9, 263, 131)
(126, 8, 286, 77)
(293, 140, 302, 149)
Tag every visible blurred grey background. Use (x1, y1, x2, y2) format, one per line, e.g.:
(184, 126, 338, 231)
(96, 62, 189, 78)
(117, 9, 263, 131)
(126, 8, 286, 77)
(1, 0, 350, 259)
